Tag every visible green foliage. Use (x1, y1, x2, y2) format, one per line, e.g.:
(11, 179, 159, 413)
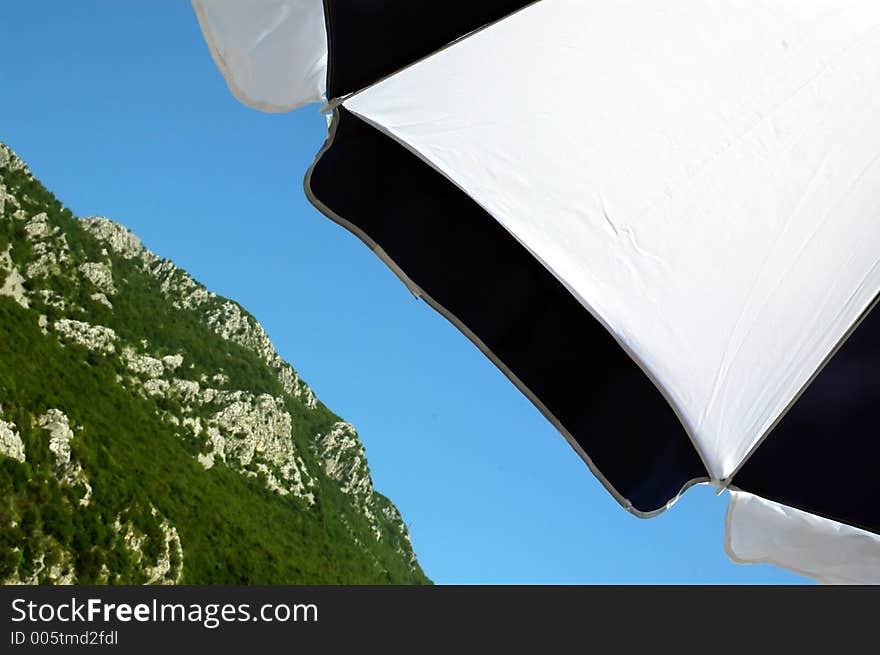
(0, 150, 429, 585)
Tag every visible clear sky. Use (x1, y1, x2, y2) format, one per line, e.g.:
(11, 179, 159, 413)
(1, 2, 804, 583)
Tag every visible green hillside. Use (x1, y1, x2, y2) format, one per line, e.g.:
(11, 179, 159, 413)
(0, 141, 428, 584)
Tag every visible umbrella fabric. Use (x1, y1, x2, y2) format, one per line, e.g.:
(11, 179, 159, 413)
(193, 0, 880, 583)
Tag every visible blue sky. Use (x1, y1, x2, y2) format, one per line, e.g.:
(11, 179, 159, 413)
(0, 2, 803, 583)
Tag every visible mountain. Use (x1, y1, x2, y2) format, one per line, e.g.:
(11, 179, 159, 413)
(0, 141, 429, 584)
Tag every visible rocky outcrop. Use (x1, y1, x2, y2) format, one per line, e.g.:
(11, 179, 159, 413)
(37, 409, 91, 507)
(0, 412, 25, 463)
(78, 261, 116, 294)
(317, 422, 411, 545)
(80, 216, 149, 261)
(208, 393, 316, 502)
(122, 346, 166, 378)
(3, 538, 77, 585)
(114, 506, 184, 585)
(82, 217, 317, 408)
(24, 212, 70, 278)
(53, 318, 117, 353)
(0, 246, 28, 308)
(0, 142, 27, 173)
(39, 409, 74, 466)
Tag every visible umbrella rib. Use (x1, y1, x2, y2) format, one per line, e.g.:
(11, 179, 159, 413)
(723, 287, 880, 490)
(322, 0, 546, 106)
